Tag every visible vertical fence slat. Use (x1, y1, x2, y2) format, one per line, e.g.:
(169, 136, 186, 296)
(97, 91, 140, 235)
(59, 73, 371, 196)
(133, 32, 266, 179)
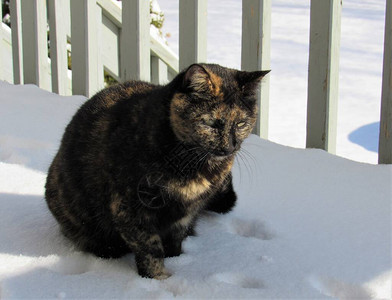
(48, 0, 69, 95)
(0, 1, 3, 80)
(241, 0, 271, 139)
(151, 56, 168, 85)
(179, 0, 207, 70)
(306, 0, 342, 154)
(379, 0, 392, 164)
(96, 4, 104, 90)
(10, 0, 23, 84)
(21, 0, 50, 90)
(121, 0, 150, 82)
(71, 0, 102, 97)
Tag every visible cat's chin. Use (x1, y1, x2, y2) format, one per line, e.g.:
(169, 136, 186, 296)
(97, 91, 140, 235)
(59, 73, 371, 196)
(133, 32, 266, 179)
(210, 152, 236, 161)
(213, 155, 229, 161)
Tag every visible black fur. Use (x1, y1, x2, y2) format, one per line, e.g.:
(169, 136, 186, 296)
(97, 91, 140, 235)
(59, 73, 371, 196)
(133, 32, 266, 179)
(45, 63, 268, 279)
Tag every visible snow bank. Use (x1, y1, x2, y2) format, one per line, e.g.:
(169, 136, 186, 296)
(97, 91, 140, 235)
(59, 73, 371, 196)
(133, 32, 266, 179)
(0, 81, 390, 298)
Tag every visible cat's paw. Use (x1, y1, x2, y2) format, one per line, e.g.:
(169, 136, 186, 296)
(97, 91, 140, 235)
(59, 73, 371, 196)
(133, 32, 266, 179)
(154, 268, 172, 280)
(205, 182, 237, 214)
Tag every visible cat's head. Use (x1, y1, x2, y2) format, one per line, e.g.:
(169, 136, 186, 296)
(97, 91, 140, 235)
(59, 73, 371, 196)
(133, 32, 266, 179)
(170, 63, 269, 158)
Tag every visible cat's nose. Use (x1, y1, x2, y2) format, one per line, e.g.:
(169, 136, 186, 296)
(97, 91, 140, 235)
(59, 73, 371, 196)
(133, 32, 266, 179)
(213, 136, 237, 156)
(212, 148, 231, 157)
(228, 135, 237, 152)
(215, 146, 235, 157)
(217, 149, 231, 156)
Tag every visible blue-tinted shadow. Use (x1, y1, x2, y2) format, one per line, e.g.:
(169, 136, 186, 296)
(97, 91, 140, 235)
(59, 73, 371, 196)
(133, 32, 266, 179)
(348, 122, 379, 153)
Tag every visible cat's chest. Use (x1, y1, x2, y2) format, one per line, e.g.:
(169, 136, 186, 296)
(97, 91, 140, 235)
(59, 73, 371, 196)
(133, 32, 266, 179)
(157, 177, 211, 230)
(167, 158, 234, 201)
(168, 175, 211, 201)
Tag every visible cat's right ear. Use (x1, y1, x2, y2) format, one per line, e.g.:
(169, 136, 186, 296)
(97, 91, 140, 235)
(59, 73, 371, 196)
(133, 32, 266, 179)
(237, 70, 271, 88)
(182, 64, 212, 93)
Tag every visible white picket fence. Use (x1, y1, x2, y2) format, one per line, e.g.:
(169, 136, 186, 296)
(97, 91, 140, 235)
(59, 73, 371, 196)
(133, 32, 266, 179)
(0, 0, 391, 164)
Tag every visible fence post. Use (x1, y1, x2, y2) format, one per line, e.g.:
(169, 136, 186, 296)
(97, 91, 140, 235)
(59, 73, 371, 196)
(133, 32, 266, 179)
(20, 0, 51, 90)
(151, 56, 168, 85)
(0, 1, 3, 81)
(70, 0, 102, 97)
(96, 4, 104, 90)
(179, 0, 207, 71)
(9, 0, 23, 84)
(121, 0, 150, 82)
(48, 0, 69, 95)
(379, 0, 392, 164)
(241, 0, 271, 139)
(306, 0, 342, 154)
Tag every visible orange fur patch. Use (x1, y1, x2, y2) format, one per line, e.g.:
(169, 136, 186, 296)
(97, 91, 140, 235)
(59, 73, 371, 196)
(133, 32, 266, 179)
(170, 93, 194, 143)
(168, 176, 211, 200)
(208, 71, 224, 98)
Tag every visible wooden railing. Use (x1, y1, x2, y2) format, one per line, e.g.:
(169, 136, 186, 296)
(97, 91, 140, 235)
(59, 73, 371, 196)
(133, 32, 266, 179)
(0, 0, 391, 164)
(2, 0, 178, 95)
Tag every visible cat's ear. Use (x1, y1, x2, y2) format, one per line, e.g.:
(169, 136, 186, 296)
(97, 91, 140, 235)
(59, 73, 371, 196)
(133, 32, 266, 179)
(237, 70, 270, 90)
(182, 64, 212, 93)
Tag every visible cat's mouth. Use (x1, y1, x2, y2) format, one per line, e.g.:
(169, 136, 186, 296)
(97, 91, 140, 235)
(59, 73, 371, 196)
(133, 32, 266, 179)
(210, 149, 237, 160)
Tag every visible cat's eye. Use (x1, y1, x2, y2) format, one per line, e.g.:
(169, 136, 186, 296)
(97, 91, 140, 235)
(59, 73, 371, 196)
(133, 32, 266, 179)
(236, 121, 247, 128)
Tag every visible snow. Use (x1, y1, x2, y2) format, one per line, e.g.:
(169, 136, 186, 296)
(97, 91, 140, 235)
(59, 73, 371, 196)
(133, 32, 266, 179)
(0, 0, 391, 298)
(0, 80, 391, 298)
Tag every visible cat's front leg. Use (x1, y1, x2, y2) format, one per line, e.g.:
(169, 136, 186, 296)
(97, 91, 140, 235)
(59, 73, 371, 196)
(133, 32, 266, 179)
(205, 173, 237, 214)
(162, 228, 185, 257)
(117, 223, 171, 279)
(162, 217, 194, 257)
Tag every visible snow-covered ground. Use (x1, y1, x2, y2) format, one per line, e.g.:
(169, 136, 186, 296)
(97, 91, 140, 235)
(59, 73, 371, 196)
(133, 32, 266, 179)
(160, 0, 387, 164)
(0, 0, 391, 298)
(0, 82, 391, 298)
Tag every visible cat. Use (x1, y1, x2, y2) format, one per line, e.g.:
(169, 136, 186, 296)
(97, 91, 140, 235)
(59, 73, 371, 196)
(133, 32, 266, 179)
(45, 63, 269, 279)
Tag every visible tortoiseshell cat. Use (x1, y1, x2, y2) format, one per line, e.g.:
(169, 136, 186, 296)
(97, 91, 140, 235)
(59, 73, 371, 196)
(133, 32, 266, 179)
(45, 63, 269, 279)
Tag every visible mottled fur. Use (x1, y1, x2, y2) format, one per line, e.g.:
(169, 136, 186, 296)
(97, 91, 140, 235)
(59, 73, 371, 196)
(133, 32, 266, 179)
(45, 64, 269, 279)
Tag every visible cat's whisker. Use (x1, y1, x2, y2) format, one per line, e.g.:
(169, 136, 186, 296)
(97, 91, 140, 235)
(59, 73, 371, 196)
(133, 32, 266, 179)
(237, 149, 258, 184)
(181, 148, 208, 174)
(237, 152, 251, 179)
(235, 153, 245, 183)
(237, 152, 249, 182)
(242, 149, 258, 177)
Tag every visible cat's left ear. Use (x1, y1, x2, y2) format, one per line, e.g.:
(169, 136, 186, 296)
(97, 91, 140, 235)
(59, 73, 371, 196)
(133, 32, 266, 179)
(237, 70, 271, 89)
(182, 64, 212, 93)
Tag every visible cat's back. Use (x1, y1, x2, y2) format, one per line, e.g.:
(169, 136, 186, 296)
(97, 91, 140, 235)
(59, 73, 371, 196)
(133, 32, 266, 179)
(59, 80, 155, 152)
(73, 80, 154, 120)
(47, 80, 157, 193)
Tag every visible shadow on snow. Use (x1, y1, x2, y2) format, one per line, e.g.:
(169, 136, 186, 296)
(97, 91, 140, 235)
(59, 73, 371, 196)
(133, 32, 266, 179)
(348, 122, 379, 153)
